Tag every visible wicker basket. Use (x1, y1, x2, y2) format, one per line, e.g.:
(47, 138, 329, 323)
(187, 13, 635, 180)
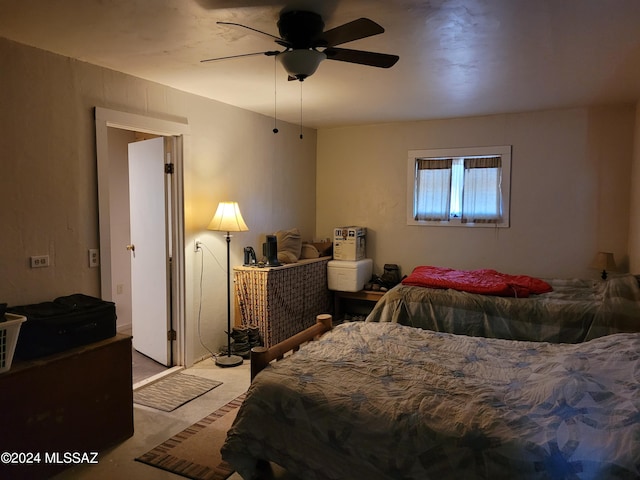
(0, 313, 26, 373)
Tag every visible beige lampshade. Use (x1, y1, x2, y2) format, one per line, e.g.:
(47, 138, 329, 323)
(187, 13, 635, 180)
(207, 201, 249, 232)
(590, 251, 617, 271)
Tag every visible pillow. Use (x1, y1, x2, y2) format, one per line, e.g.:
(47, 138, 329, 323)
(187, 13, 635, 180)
(310, 241, 333, 257)
(300, 243, 320, 259)
(276, 228, 302, 264)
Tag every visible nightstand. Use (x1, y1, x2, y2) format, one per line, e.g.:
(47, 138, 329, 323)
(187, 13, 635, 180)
(333, 290, 386, 322)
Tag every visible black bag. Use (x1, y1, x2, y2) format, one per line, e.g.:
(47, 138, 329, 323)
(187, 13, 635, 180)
(8, 294, 117, 359)
(379, 264, 401, 288)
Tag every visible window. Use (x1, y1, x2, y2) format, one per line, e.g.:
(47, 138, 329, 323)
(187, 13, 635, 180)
(407, 146, 511, 227)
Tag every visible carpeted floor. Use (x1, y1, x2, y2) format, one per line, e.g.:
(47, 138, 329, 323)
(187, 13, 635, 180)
(135, 393, 245, 480)
(133, 371, 223, 412)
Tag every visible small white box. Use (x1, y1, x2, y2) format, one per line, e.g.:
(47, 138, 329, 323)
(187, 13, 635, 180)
(327, 258, 373, 292)
(333, 226, 366, 260)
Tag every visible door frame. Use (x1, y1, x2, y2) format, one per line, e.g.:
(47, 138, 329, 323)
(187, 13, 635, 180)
(95, 107, 189, 366)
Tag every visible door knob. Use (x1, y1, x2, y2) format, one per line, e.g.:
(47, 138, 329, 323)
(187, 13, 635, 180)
(126, 244, 135, 252)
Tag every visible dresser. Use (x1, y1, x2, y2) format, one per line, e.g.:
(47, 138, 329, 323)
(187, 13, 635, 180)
(234, 257, 332, 347)
(0, 334, 133, 479)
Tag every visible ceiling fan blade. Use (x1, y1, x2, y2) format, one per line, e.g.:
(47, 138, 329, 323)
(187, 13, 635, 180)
(320, 18, 384, 47)
(200, 51, 280, 63)
(217, 21, 283, 42)
(324, 47, 399, 68)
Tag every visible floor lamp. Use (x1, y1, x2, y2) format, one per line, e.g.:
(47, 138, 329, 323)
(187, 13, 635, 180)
(207, 201, 249, 367)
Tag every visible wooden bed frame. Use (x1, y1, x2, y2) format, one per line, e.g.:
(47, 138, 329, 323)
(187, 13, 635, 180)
(249, 313, 333, 381)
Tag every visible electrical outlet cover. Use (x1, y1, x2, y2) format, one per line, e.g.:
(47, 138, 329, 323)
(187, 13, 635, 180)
(30, 255, 49, 268)
(89, 249, 100, 267)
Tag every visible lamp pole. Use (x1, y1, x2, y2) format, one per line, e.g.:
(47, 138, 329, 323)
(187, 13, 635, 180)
(216, 232, 243, 367)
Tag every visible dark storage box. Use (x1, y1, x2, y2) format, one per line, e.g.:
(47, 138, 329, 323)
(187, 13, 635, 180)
(8, 294, 116, 359)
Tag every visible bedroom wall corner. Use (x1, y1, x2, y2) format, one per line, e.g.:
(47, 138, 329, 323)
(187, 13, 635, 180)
(179, 100, 318, 365)
(628, 102, 640, 273)
(586, 105, 636, 274)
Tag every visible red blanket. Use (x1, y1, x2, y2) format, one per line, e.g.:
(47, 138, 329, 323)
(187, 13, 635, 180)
(402, 266, 553, 298)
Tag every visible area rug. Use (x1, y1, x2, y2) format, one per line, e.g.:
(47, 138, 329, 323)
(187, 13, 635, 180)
(133, 372, 223, 412)
(136, 393, 245, 480)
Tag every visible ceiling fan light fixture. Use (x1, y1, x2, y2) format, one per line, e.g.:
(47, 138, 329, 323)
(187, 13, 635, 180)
(278, 49, 327, 80)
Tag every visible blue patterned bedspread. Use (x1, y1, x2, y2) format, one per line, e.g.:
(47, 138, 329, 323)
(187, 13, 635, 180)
(222, 322, 640, 479)
(366, 274, 640, 342)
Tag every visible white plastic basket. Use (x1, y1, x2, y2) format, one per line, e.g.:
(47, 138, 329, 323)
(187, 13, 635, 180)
(0, 313, 26, 373)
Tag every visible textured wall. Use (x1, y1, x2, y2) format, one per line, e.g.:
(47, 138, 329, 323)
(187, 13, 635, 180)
(316, 106, 635, 279)
(0, 37, 317, 364)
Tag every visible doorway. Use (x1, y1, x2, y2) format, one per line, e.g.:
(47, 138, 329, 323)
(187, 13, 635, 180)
(95, 107, 189, 379)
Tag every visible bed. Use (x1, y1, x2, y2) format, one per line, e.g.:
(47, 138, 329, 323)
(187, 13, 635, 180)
(221, 317, 640, 479)
(366, 267, 640, 343)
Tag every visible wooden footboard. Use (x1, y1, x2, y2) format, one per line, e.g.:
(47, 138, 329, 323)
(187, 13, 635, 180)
(250, 314, 332, 381)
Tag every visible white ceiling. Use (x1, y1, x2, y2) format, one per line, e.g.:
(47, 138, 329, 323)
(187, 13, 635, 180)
(2, 0, 640, 128)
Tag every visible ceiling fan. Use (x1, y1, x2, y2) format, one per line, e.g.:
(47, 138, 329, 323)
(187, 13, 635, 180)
(201, 10, 399, 81)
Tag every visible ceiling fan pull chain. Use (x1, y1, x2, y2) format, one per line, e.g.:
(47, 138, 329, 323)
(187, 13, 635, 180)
(299, 81, 304, 139)
(273, 56, 279, 134)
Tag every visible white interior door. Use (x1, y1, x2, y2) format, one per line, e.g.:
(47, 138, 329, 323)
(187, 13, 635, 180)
(128, 137, 171, 366)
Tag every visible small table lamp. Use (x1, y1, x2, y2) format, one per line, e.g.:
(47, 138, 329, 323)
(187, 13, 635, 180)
(207, 201, 249, 367)
(591, 251, 617, 280)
